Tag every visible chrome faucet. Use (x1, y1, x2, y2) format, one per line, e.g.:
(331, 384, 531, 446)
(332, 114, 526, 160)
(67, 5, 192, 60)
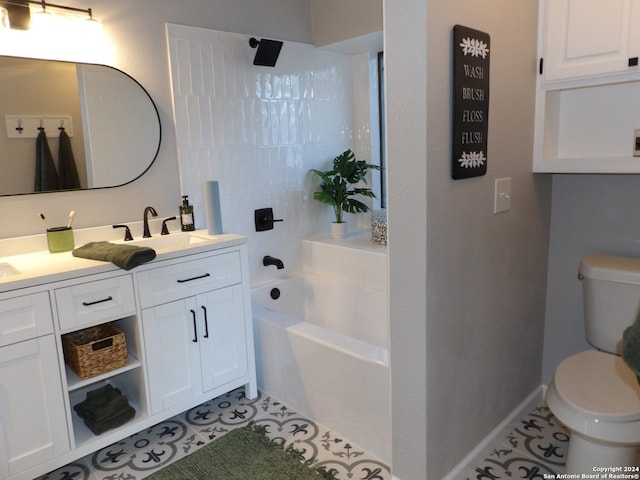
(143, 206, 158, 238)
(263, 255, 284, 269)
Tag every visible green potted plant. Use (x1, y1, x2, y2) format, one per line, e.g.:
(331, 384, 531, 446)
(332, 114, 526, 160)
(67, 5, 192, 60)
(310, 149, 381, 238)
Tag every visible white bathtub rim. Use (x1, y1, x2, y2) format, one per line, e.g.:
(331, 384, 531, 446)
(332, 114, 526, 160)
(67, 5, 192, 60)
(251, 270, 387, 294)
(253, 305, 390, 368)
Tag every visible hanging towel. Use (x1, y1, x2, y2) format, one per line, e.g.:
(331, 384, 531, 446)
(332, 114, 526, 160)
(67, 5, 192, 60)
(72, 241, 156, 270)
(34, 128, 59, 192)
(58, 128, 81, 189)
(623, 315, 640, 385)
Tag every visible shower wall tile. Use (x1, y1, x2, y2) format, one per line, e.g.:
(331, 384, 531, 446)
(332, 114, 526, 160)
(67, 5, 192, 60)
(167, 24, 357, 285)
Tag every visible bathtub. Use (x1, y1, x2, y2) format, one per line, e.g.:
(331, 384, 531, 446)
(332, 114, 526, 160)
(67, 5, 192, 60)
(251, 272, 391, 464)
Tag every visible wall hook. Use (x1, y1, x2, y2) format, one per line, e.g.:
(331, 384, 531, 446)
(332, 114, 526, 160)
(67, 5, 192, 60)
(15, 118, 23, 134)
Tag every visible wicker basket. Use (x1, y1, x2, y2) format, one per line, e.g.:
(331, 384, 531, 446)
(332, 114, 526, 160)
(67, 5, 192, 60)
(62, 323, 128, 379)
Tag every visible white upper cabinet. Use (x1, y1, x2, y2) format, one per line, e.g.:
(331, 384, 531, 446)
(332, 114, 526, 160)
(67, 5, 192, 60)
(534, 0, 640, 172)
(543, 0, 640, 82)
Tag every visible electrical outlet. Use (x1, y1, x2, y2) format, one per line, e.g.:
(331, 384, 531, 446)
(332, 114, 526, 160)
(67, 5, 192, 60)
(494, 177, 511, 214)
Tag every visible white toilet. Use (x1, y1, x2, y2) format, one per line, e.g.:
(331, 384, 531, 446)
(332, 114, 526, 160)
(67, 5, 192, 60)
(546, 253, 640, 473)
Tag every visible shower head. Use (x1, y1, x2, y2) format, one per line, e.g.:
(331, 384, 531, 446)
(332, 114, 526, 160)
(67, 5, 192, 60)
(249, 37, 283, 67)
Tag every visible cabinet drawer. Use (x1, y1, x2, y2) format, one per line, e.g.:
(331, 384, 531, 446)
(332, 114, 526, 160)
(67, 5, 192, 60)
(137, 251, 241, 308)
(55, 275, 136, 331)
(0, 292, 53, 347)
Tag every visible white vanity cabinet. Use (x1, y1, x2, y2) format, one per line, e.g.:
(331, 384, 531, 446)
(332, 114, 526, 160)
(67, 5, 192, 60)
(0, 232, 255, 480)
(542, 0, 640, 82)
(138, 248, 255, 415)
(0, 290, 69, 479)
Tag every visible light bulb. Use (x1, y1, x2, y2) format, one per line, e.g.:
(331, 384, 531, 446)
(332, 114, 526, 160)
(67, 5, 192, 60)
(0, 7, 10, 30)
(31, 8, 55, 32)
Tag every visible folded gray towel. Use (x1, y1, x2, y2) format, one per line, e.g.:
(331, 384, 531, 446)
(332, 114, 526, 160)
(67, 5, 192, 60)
(74, 385, 129, 422)
(74, 384, 136, 435)
(84, 406, 135, 435)
(72, 241, 156, 270)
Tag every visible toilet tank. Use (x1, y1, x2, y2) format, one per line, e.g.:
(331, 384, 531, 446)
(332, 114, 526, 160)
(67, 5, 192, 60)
(579, 254, 640, 354)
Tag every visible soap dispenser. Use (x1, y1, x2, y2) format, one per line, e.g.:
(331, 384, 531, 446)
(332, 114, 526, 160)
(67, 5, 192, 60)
(179, 195, 195, 231)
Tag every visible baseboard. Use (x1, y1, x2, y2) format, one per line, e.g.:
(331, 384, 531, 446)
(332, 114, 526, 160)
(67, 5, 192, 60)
(440, 385, 545, 480)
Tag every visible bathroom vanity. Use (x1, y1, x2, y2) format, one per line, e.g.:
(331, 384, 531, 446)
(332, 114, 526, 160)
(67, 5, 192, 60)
(0, 229, 256, 480)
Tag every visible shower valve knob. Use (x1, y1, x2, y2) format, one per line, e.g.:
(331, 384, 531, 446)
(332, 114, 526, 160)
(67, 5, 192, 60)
(255, 208, 283, 232)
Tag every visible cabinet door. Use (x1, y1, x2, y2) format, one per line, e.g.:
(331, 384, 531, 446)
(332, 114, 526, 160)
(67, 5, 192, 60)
(0, 337, 69, 478)
(0, 291, 52, 348)
(142, 298, 202, 415)
(198, 285, 248, 393)
(543, 0, 637, 81)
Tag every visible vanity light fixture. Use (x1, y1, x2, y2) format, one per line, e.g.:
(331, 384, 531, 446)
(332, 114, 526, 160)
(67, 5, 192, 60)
(0, 0, 98, 29)
(32, 0, 96, 22)
(249, 37, 283, 67)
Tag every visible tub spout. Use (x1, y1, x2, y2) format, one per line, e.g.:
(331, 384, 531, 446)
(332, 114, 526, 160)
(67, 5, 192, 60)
(263, 255, 284, 269)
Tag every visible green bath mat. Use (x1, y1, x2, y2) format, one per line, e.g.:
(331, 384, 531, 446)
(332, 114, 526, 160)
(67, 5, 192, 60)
(145, 423, 337, 480)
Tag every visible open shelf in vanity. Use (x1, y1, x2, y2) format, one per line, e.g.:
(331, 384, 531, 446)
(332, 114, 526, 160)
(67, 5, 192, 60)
(58, 311, 150, 450)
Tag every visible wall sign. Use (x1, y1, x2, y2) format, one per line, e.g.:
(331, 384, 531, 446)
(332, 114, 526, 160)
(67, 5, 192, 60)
(452, 25, 490, 180)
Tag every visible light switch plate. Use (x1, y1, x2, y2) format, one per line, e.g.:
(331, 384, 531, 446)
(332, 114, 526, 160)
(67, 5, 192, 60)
(494, 177, 511, 214)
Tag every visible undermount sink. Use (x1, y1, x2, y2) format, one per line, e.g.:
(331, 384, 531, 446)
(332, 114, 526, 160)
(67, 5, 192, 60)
(0, 262, 19, 278)
(122, 231, 213, 252)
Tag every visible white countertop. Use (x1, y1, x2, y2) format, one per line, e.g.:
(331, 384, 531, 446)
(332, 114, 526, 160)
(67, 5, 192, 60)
(0, 228, 247, 292)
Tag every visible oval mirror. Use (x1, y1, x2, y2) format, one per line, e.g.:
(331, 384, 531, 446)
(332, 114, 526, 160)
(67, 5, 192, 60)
(0, 56, 161, 196)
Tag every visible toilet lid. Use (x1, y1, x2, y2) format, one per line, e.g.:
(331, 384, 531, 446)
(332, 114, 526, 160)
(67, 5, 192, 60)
(555, 350, 640, 421)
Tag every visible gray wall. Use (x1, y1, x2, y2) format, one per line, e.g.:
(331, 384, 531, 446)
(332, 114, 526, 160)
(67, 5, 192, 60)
(310, 0, 382, 47)
(543, 174, 640, 382)
(386, 0, 428, 477)
(387, 1, 551, 478)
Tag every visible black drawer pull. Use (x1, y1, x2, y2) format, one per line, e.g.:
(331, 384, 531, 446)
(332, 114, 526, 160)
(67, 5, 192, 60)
(82, 296, 113, 306)
(191, 309, 198, 343)
(177, 273, 211, 283)
(202, 305, 209, 338)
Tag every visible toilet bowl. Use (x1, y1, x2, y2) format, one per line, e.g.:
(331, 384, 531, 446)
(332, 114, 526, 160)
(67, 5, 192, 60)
(546, 349, 640, 473)
(548, 254, 640, 472)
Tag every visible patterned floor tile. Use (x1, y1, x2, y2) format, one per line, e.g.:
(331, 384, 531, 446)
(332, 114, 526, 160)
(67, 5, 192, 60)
(37, 387, 390, 480)
(37, 459, 96, 480)
(89, 418, 205, 479)
(463, 401, 570, 480)
(464, 452, 561, 480)
(42, 392, 572, 480)
(506, 402, 569, 469)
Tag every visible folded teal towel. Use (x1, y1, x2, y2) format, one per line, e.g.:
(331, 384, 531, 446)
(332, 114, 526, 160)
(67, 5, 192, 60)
(622, 315, 640, 385)
(72, 241, 156, 270)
